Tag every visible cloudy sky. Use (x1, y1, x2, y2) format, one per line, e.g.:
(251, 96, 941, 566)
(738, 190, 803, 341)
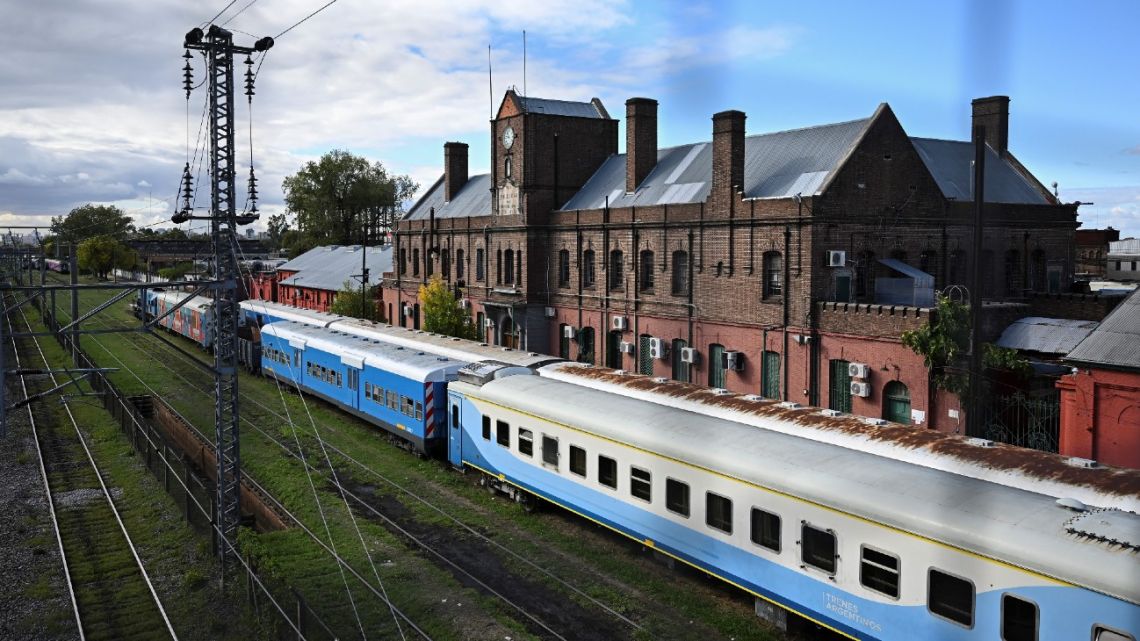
(2, 0, 1138, 238)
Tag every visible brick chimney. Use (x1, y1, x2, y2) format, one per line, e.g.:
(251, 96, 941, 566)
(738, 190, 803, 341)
(444, 141, 469, 202)
(712, 109, 746, 208)
(625, 97, 658, 192)
(971, 96, 1010, 155)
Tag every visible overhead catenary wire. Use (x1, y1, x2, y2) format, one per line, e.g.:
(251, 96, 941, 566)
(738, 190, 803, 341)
(203, 0, 239, 27)
(275, 0, 340, 39)
(220, 0, 259, 27)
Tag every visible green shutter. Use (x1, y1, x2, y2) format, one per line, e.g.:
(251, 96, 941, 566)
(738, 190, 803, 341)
(762, 351, 780, 398)
(708, 344, 726, 388)
(638, 335, 654, 375)
(883, 381, 911, 424)
(829, 359, 851, 412)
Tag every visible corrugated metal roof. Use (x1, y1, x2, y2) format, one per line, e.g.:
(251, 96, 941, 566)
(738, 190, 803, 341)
(910, 138, 1050, 205)
(561, 118, 871, 211)
(1065, 288, 1140, 369)
(518, 96, 606, 119)
(995, 317, 1099, 355)
(278, 245, 393, 292)
(877, 258, 934, 287)
(1107, 238, 1140, 256)
(405, 173, 492, 221)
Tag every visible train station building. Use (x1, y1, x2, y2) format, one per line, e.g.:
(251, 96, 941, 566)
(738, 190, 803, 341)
(383, 90, 1081, 431)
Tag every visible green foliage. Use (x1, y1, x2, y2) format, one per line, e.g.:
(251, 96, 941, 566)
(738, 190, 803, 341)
(76, 237, 137, 279)
(266, 212, 290, 251)
(136, 227, 189, 240)
(328, 279, 381, 321)
(281, 149, 416, 248)
(158, 261, 195, 280)
(51, 204, 134, 247)
(902, 295, 1032, 399)
(419, 276, 478, 339)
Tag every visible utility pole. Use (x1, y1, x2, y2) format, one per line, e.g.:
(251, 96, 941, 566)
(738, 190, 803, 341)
(966, 125, 986, 437)
(178, 24, 273, 562)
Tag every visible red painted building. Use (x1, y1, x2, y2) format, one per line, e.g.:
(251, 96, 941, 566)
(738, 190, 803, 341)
(1057, 289, 1140, 468)
(248, 245, 392, 314)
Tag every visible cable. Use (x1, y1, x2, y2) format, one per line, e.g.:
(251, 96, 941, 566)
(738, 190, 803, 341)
(275, 0, 339, 39)
(220, 0, 259, 27)
(204, 0, 238, 27)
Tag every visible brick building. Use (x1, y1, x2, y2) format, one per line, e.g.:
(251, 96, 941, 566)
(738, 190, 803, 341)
(1075, 227, 1119, 278)
(250, 245, 391, 314)
(385, 90, 1078, 430)
(1057, 288, 1140, 468)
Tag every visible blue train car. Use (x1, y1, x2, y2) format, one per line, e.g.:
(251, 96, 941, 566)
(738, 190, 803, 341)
(447, 363, 1140, 641)
(260, 321, 464, 454)
(239, 299, 340, 329)
(143, 289, 215, 349)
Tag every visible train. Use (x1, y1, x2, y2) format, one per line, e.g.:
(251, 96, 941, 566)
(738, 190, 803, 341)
(137, 289, 216, 349)
(44, 258, 69, 274)
(147, 294, 1140, 640)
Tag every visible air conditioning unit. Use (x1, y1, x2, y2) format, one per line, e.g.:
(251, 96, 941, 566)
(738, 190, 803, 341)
(827, 250, 846, 268)
(484, 318, 494, 328)
(563, 325, 576, 339)
(680, 347, 699, 364)
(723, 350, 744, 371)
(544, 306, 556, 318)
(850, 381, 871, 397)
(611, 316, 628, 331)
(403, 305, 413, 316)
(648, 337, 666, 359)
(848, 362, 870, 379)
(458, 299, 471, 310)
(619, 341, 635, 354)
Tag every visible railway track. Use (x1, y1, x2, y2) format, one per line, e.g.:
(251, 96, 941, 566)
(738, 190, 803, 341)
(4, 291, 179, 641)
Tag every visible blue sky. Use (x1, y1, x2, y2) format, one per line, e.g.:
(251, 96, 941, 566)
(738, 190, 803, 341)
(2, 0, 1137, 237)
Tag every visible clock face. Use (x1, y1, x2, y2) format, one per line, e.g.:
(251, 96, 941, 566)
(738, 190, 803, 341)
(502, 126, 515, 150)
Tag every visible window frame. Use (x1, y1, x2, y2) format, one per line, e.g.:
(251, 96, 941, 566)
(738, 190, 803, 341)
(749, 507, 781, 553)
(705, 491, 733, 534)
(763, 250, 783, 298)
(665, 478, 690, 517)
(859, 544, 901, 599)
(1092, 626, 1136, 641)
(517, 428, 533, 457)
(927, 567, 975, 629)
(541, 434, 559, 469)
(582, 249, 596, 288)
(568, 445, 587, 477)
(609, 249, 623, 290)
(481, 415, 491, 440)
(629, 466, 652, 502)
(496, 419, 510, 448)
(639, 250, 655, 291)
(671, 250, 689, 296)
(800, 523, 838, 575)
(1000, 593, 1038, 641)
(558, 249, 571, 288)
(597, 455, 617, 489)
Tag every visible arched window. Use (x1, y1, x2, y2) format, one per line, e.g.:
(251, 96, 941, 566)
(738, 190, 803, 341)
(475, 247, 485, 281)
(1030, 249, 1046, 292)
(504, 156, 512, 179)
(609, 249, 624, 289)
(558, 249, 570, 287)
(857, 250, 876, 298)
(496, 249, 503, 284)
(671, 338, 689, 383)
(413, 248, 420, 276)
(399, 248, 407, 275)
(671, 250, 689, 296)
(441, 248, 450, 279)
(763, 251, 782, 298)
(883, 381, 911, 424)
(948, 249, 966, 286)
(456, 249, 465, 280)
(504, 249, 515, 284)
(577, 327, 595, 364)
(640, 250, 655, 291)
(1004, 249, 1021, 297)
(582, 249, 596, 288)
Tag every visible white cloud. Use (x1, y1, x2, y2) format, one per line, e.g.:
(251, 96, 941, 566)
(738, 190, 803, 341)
(1065, 185, 1140, 239)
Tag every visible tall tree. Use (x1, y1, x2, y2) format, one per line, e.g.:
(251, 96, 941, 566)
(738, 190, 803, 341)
(329, 279, 381, 321)
(419, 276, 477, 339)
(282, 150, 416, 247)
(266, 212, 290, 252)
(51, 204, 134, 249)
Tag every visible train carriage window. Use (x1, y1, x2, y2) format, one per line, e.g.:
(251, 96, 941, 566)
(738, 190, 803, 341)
(365, 383, 372, 400)
(388, 390, 397, 410)
(1093, 628, 1136, 641)
(750, 508, 781, 552)
(293, 350, 299, 367)
(496, 420, 510, 447)
(569, 446, 586, 477)
(414, 401, 423, 420)
(706, 492, 732, 533)
(801, 524, 837, 574)
(860, 546, 900, 598)
(337, 371, 343, 388)
(630, 467, 651, 502)
(347, 370, 357, 391)
(542, 435, 559, 468)
(598, 455, 617, 489)
(481, 416, 491, 440)
(665, 479, 690, 517)
(1001, 594, 1037, 641)
(518, 429, 533, 456)
(928, 568, 974, 628)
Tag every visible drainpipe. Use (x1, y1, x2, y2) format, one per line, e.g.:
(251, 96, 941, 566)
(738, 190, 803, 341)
(576, 209, 583, 359)
(728, 187, 736, 276)
(783, 225, 791, 401)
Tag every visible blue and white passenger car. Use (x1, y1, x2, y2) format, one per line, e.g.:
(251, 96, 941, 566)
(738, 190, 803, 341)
(239, 299, 341, 329)
(260, 321, 464, 454)
(447, 364, 1139, 641)
(143, 289, 215, 349)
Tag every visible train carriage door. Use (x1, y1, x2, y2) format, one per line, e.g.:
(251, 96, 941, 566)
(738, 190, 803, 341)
(447, 391, 464, 468)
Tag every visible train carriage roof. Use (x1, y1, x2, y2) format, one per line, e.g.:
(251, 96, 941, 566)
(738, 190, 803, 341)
(239, 299, 340, 327)
(150, 289, 213, 314)
(261, 321, 463, 382)
(465, 373, 1140, 604)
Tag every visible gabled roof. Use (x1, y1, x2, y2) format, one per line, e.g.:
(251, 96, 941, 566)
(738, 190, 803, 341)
(996, 317, 1099, 355)
(278, 245, 393, 292)
(1065, 288, 1140, 370)
(517, 96, 607, 119)
(404, 173, 492, 221)
(560, 117, 872, 211)
(910, 138, 1050, 205)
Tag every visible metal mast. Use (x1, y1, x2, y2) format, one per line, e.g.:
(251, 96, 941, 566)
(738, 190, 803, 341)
(179, 25, 273, 560)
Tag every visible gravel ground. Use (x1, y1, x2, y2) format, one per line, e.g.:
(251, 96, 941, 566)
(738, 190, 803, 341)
(0, 389, 79, 641)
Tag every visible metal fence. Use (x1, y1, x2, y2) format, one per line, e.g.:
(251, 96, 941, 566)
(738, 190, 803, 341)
(981, 389, 1061, 453)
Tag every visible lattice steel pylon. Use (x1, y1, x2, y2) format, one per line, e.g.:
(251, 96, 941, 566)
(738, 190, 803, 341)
(181, 25, 273, 561)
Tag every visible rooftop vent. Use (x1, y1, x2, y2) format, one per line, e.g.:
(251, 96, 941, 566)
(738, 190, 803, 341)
(966, 437, 995, 448)
(819, 409, 843, 417)
(1055, 497, 1089, 512)
(1066, 457, 1099, 469)
(742, 394, 764, 402)
(778, 401, 802, 410)
(864, 418, 890, 427)
(712, 388, 732, 396)
(652, 377, 669, 384)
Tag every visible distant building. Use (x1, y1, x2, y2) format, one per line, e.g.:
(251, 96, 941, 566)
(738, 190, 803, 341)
(249, 245, 392, 315)
(1057, 288, 1140, 468)
(1106, 237, 1140, 281)
(1075, 227, 1119, 278)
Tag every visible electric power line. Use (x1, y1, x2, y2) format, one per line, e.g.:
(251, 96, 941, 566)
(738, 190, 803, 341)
(275, 0, 340, 39)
